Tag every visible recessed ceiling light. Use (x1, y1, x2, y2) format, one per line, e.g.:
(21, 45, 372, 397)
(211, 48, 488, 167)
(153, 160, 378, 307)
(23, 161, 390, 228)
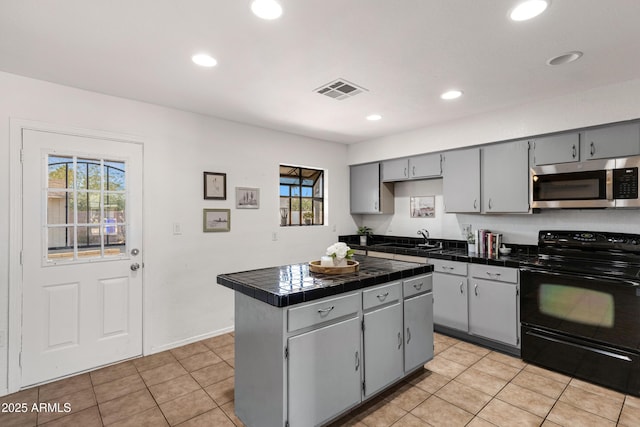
(547, 51, 583, 66)
(192, 54, 217, 67)
(366, 114, 382, 121)
(440, 90, 463, 100)
(510, 0, 550, 21)
(251, 0, 283, 20)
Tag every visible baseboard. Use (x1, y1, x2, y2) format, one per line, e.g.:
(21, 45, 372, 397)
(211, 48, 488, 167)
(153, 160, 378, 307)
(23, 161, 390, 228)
(147, 326, 235, 355)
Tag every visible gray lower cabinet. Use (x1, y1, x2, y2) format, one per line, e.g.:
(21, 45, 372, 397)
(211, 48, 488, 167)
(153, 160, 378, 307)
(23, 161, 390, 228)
(288, 317, 362, 426)
(582, 123, 640, 160)
(404, 292, 434, 372)
(431, 259, 469, 332)
(442, 148, 481, 213)
(482, 140, 530, 213)
(468, 265, 520, 347)
(531, 133, 580, 165)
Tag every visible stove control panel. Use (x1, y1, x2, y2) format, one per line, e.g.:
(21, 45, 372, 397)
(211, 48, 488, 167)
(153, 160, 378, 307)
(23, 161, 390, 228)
(539, 230, 640, 253)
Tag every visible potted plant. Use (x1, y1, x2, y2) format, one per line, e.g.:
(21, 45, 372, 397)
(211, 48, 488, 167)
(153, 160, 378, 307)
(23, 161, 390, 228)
(357, 226, 373, 246)
(303, 211, 313, 225)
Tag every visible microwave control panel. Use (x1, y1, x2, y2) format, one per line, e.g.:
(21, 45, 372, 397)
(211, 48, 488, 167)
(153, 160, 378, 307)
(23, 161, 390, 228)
(613, 167, 638, 199)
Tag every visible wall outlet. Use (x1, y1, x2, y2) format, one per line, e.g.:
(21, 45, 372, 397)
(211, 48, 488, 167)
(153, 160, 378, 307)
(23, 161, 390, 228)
(173, 222, 182, 235)
(272, 232, 278, 241)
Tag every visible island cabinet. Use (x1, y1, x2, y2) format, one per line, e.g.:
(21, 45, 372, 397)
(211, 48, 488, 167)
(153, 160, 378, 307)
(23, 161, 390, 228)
(468, 264, 520, 347)
(218, 258, 433, 427)
(350, 163, 394, 214)
(482, 140, 530, 213)
(582, 122, 640, 160)
(442, 148, 481, 213)
(431, 259, 469, 332)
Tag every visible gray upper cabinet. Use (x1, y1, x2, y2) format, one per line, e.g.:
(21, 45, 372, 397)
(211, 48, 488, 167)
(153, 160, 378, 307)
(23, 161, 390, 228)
(350, 163, 394, 214)
(532, 133, 580, 165)
(442, 148, 481, 213)
(582, 123, 640, 160)
(381, 158, 409, 181)
(409, 153, 442, 179)
(482, 140, 530, 213)
(381, 153, 442, 182)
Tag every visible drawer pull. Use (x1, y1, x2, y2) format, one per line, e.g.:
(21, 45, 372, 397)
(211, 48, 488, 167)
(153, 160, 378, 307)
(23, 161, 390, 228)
(486, 272, 501, 279)
(377, 292, 389, 301)
(406, 327, 412, 344)
(474, 284, 479, 296)
(413, 282, 423, 290)
(397, 332, 402, 349)
(317, 306, 335, 315)
(442, 266, 453, 271)
(459, 282, 464, 294)
(355, 351, 360, 371)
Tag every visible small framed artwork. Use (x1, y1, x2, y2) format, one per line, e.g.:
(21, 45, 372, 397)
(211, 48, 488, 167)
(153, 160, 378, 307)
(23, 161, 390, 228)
(204, 172, 227, 200)
(410, 196, 436, 218)
(236, 187, 260, 209)
(203, 208, 231, 232)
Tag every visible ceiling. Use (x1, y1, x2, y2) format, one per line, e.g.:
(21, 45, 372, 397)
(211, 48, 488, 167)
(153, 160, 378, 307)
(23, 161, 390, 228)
(1, 0, 639, 144)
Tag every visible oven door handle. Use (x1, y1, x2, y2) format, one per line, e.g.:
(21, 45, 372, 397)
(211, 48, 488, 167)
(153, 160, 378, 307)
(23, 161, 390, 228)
(520, 267, 640, 288)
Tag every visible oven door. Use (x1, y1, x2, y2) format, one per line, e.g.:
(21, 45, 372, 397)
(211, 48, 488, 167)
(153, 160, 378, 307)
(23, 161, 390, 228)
(520, 267, 640, 351)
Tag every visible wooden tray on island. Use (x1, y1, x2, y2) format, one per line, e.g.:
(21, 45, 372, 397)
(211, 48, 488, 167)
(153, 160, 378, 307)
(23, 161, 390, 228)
(309, 260, 360, 274)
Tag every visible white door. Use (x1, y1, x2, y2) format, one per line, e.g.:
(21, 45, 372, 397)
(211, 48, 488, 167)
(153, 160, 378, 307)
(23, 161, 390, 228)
(21, 129, 143, 387)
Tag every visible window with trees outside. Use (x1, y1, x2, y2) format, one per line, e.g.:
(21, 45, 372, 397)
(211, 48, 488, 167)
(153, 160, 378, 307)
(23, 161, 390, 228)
(279, 165, 324, 226)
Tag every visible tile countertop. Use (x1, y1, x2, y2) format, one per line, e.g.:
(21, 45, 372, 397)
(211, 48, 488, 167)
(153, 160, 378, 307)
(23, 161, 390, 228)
(216, 255, 433, 308)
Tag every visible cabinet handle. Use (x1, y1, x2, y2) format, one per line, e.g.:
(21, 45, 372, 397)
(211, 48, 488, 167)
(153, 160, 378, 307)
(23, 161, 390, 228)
(459, 282, 464, 294)
(404, 167, 408, 177)
(486, 272, 501, 279)
(355, 350, 360, 371)
(397, 332, 402, 349)
(590, 142, 595, 157)
(406, 327, 412, 344)
(412, 166, 416, 176)
(572, 144, 577, 159)
(442, 265, 453, 271)
(474, 284, 478, 296)
(317, 306, 334, 315)
(413, 282, 423, 290)
(374, 201, 378, 211)
(376, 292, 389, 301)
(473, 199, 477, 209)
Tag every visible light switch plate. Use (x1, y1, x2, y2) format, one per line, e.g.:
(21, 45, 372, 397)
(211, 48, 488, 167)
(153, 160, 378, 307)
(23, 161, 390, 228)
(173, 222, 182, 235)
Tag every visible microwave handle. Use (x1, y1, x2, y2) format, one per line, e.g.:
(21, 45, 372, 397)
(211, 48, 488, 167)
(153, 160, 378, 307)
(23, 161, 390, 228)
(606, 169, 613, 200)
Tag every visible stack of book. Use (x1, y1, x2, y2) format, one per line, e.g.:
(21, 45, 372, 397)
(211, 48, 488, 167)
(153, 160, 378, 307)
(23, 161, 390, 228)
(476, 230, 502, 256)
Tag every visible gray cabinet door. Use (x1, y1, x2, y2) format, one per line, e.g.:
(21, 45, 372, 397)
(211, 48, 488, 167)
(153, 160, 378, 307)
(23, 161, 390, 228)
(583, 123, 640, 160)
(468, 278, 519, 346)
(350, 163, 380, 213)
(532, 133, 580, 165)
(404, 292, 434, 373)
(410, 154, 442, 179)
(288, 316, 361, 426)
(442, 148, 480, 212)
(482, 140, 530, 213)
(382, 158, 409, 181)
(433, 273, 468, 331)
(363, 302, 403, 397)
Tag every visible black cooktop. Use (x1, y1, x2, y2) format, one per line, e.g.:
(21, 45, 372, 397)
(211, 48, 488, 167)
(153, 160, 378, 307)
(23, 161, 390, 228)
(535, 230, 640, 280)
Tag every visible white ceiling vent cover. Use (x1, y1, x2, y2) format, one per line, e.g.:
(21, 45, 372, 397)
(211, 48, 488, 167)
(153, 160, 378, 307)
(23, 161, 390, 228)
(314, 78, 368, 100)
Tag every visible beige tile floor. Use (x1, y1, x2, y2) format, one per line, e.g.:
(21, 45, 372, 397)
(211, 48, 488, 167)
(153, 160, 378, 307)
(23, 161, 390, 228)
(2, 332, 640, 426)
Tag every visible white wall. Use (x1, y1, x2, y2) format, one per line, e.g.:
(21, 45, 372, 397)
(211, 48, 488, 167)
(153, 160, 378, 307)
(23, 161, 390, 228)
(349, 78, 640, 244)
(0, 71, 356, 393)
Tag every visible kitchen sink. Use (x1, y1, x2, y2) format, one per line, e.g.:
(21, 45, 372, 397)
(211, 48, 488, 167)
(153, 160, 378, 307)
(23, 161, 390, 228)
(371, 242, 441, 250)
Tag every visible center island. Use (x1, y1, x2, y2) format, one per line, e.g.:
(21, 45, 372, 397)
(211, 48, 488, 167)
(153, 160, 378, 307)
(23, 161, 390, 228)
(217, 255, 434, 427)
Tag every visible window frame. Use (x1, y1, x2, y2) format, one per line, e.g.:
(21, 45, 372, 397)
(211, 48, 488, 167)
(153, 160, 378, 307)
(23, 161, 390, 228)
(279, 165, 324, 227)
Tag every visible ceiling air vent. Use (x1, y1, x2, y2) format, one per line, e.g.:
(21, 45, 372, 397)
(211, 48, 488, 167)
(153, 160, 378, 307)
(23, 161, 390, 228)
(314, 79, 368, 100)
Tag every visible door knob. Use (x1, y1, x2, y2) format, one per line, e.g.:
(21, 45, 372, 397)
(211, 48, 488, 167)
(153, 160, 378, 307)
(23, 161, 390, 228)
(130, 263, 141, 271)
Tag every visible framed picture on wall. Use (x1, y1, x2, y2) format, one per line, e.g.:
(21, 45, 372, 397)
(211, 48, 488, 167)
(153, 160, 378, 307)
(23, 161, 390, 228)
(236, 187, 260, 209)
(204, 172, 227, 200)
(203, 208, 230, 232)
(410, 196, 435, 218)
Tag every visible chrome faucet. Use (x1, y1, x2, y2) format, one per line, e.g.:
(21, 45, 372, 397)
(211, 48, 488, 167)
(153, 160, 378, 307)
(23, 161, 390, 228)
(417, 229, 429, 244)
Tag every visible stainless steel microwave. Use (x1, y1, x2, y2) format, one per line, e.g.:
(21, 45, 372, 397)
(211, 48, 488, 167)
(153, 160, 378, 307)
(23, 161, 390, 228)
(531, 156, 640, 208)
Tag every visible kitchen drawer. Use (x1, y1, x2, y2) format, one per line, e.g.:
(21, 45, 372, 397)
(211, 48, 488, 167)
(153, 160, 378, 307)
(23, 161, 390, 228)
(403, 274, 432, 299)
(430, 259, 468, 276)
(288, 293, 359, 332)
(469, 264, 518, 284)
(362, 282, 401, 311)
